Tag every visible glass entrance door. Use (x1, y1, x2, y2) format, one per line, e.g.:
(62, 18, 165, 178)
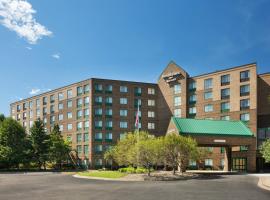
(232, 158, 247, 171)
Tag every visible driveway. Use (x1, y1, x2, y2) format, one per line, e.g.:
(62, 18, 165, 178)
(0, 173, 269, 200)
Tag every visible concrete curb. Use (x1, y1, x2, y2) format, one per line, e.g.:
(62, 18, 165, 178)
(73, 174, 142, 182)
(258, 177, 270, 191)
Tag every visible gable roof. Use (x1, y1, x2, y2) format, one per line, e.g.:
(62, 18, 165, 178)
(172, 117, 254, 137)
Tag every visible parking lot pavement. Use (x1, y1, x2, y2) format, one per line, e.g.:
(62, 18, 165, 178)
(0, 173, 269, 200)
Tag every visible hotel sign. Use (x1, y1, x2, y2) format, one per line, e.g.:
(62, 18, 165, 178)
(162, 72, 183, 83)
(214, 139, 226, 143)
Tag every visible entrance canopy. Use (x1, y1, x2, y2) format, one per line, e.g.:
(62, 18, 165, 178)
(171, 117, 254, 137)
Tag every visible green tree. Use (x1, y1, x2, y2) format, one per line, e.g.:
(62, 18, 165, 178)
(29, 119, 49, 169)
(104, 147, 116, 170)
(163, 133, 198, 174)
(48, 124, 71, 169)
(0, 118, 27, 168)
(260, 139, 270, 163)
(0, 114, 5, 124)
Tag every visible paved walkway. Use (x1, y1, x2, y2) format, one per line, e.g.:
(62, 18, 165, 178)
(249, 174, 270, 191)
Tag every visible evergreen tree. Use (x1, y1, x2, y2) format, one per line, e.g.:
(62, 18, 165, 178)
(0, 118, 27, 168)
(29, 119, 49, 169)
(48, 124, 71, 169)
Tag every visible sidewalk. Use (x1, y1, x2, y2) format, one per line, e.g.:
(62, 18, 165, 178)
(259, 177, 270, 191)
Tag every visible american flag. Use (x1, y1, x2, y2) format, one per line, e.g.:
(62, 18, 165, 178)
(135, 102, 140, 131)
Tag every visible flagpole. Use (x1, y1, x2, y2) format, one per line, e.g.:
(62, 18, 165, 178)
(135, 101, 140, 168)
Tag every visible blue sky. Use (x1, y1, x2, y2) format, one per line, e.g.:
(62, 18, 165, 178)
(0, 0, 270, 116)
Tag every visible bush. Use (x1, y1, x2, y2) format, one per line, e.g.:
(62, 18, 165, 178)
(118, 166, 153, 174)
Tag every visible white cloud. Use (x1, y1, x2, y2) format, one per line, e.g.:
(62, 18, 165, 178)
(29, 88, 40, 95)
(25, 46, 32, 50)
(0, 0, 52, 44)
(52, 53, 60, 59)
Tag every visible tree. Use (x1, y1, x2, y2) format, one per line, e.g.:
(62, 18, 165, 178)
(104, 147, 116, 170)
(0, 114, 5, 124)
(48, 124, 71, 169)
(260, 139, 270, 163)
(29, 119, 50, 169)
(0, 118, 27, 168)
(163, 133, 198, 174)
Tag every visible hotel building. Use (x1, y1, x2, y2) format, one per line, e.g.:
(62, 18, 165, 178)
(10, 61, 270, 171)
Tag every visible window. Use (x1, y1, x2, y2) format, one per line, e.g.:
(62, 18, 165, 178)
(29, 101, 33, 109)
(240, 99, 250, 110)
(148, 88, 155, 95)
(221, 115, 230, 120)
(120, 98, 128, 105)
(43, 107, 47, 115)
(84, 109, 89, 118)
(120, 133, 126, 140)
(221, 88, 230, 99)
(221, 74, 230, 86)
(189, 81, 196, 91)
(84, 133, 89, 142)
(189, 107, 196, 114)
(17, 104, 21, 111)
(50, 116, 55, 124)
(77, 145, 82, 154)
(95, 96, 102, 104)
(173, 97, 181, 106)
(105, 108, 112, 117)
(240, 85, 250, 96)
(84, 96, 90, 105)
(95, 120, 102, 129)
(77, 86, 83, 96)
(105, 85, 112, 93)
(23, 112, 27, 119)
(77, 110, 83, 119)
(23, 121, 27, 127)
(148, 111, 155, 118)
(43, 118, 47, 125)
(220, 147, 225, 153)
(95, 108, 102, 116)
(58, 92, 64, 101)
(77, 98, 83, 108)
(59, 125, 63, 131)
(204, 104, 213, 112)
(174, 109, 181, 117)
(148, 99, 155, 106)
(84, 84, 90, 94)
(94, 84, 103, 92)
(36, 108, 40, 117)
(174, 84, 181, 94)
(240, 70, 250, 82)
(29, 110, 33, 118)
(220, 159, 225, 167)
(77, 133, 82, 142)
(105, 97, 113, 105)
(50, 95, 55, 103)
(95, 158, 103, 166)
(84, 145, 89, 155)
(23, 102, 28, 110)
(84, 121, 89, 131)
(204, 78, 213, 89)
(134, 87, 142, 95)
(221, 102, 230, 112)
(17, 113, 21, 120)
(120, 86, 128, 93)
(240, 113, 250, 121)
(134, 99, 141, 107)
(189, 160, 196, 167)
(120, 109, 128, 117)
(106, 120, 113, 129)
(205, 159, 213, 166)
(67, 100, 72, 108)
(204, 91, 213, 100)
(135, 110, 141, 117)
(36, 99, 40, 107)
(58, 103, 63, 110)
(106, 133, 112, 141)
(43, 97, 47, 105)
(67, 112, 72, 119)
(50, 105, 55, 113)
(58, 114, 63, 121)
(148, 123, 155, 130)
(67, 89, 72, 98)
(189, 94, 196, 104)
(120, 121, 128, 128)
(77, 122, 82, 131)
(95, 145, 103, 152)
(95, 132, 103, 140)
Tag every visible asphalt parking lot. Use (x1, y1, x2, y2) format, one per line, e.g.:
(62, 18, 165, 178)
(0, 173, 269, 200)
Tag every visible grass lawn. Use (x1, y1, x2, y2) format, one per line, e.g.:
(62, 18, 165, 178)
(77, 170, 127, 179)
